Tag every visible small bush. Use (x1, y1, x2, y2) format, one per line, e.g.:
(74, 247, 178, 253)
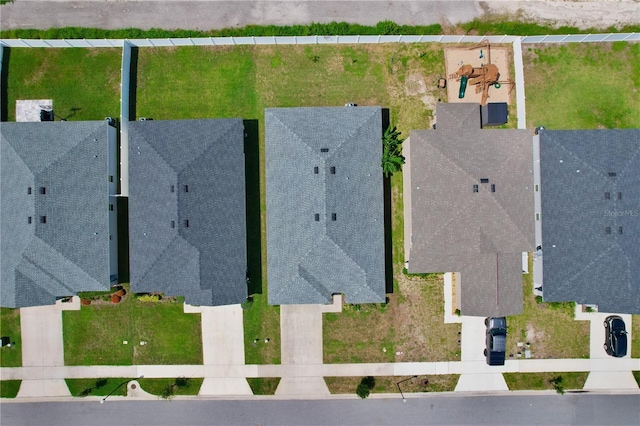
(137, 294, 161, 303)
(80, 298, 91, 306)
(174, 377, 189, 388)
(160, 384, 175, 400)
(110, 294, 122, 304)
(115, 288, 126, 297)
(549, 375, 565, 395)
(356, 382, 371, 399)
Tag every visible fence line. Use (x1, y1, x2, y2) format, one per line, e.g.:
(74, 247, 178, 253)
(1, 33, 637, 48)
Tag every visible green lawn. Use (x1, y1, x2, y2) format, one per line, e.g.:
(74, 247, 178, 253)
(63, 287, 203, 365)
(325, 375, 459, 395)
(633, 372, 640, 387)
(524, 42, 640, 129)
(507, 256, 590, 359)
(633, 315, 640, 358)
(4, 48, 121, 121)
(503, 372, 588, 391)
(65, 378, 132, 397)
(247, 378, 280, 395)
(0, 380, 21, 398)
(0, 308, 21, 367)
(138, 377, 203, 397)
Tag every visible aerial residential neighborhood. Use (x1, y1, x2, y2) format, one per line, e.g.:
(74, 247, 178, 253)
(0, 1, 639, 425)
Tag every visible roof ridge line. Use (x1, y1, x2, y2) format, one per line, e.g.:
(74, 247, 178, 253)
(130, 126, 177, 174)
(178, 120, 238, 174)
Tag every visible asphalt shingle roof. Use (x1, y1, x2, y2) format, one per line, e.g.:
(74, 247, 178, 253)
(265, 107, 385, 305)
(1, 121, 113, 308)
(408, 103, 534, 317)
(128, 119, 247, 306)
(540, 129, 640, 314)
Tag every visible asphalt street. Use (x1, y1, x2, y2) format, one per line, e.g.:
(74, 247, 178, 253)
(2, 394, 640, 426)
(1, 1, 483, 30)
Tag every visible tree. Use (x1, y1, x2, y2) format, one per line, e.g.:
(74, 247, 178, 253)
(549, 375, 565, 395)
(356, 376, 376, 399)
(381, 125, 405, 178)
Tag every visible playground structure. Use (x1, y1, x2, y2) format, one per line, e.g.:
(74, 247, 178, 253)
(448, 41, 514, 105)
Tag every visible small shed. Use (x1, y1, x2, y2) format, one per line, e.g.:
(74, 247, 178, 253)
(481, 102, 508, 127)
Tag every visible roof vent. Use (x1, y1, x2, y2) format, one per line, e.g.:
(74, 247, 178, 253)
(330, 166, 336, 174)
(608, 172, 617, 177)
(331, 213, 337, 221)
(39, 187, 46, 195)
(28, 216, 32, 224)
(314, 166, 319, 174)
(480, 178, 489, 184)
(40, 216, 47, 224)
(183, 219, 190, 228)
(473, 184, 479, 193)
(171, 220, 175, 229)
(184, 185, 189, 193)
(618, 192, 622, 200)
(27, 187, 32, 195)
(605, 227, 611, 235)
(314, 213, 320, 222)
(320, 148, 329, 153)
(170, 185, 175, 193)
(604, 192, 610, 200)
(491, 184, 496, 193)
(619, 227, 623, 234)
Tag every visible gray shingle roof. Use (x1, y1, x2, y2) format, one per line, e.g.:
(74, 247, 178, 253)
(265, 107, 385, 305)
(540, 129, 640, 314)
(408, 103, 534, 317)
(128, 119, 247, 306)
(1, 121, 113, 308)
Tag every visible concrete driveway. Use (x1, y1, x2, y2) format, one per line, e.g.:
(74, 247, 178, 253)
(16, 302, 70, 397)
(276, 304, 329, 396)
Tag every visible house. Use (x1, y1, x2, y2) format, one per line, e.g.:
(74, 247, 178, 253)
(537, 129, 640, 314)
(407, 103, 534, 317)
(265, 106, 386, 305)
(128, 119, 247, 306)
(0, 120, 119, 308)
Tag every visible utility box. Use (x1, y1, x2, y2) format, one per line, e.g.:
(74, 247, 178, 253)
(481, 102, 508, 127)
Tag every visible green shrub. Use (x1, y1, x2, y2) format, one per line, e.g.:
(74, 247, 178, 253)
(136, 294, 161, 303)
(356, 382, 371, 399)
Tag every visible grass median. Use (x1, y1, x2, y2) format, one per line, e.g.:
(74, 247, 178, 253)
(0, 308, 21, 367)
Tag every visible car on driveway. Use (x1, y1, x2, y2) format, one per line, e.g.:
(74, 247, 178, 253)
(484, 317, 507, 365)
(604, 315, 627, 357)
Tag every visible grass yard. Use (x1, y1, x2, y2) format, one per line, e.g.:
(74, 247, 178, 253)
(324, 375, 459, 395)
(633, 316, 640, 358)
(0, 308, 21, 367)
(507, 256, 590, 359)
(0, 380, 21, 398)
(63, 286, 203, 365)
(633, 372, 640, 387)
(4, 48, 121, 121)
(524, 42, 640, 129)
(247, 378, 280, 395)
(138, 377, 203, 397)
(503, 372, 588, 391)
(65, 378, 132, 397)
(136, 43, 448, 364)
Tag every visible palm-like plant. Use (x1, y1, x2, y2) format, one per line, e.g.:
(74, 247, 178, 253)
(381, 125, 405, 178)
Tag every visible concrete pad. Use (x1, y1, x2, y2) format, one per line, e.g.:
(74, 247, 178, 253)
(16, 379, 70, 398)
(321, 294, 343, 313)
(455, 373, 508, 392)
(199, 378, 253, 396)
(126, 380, 156, 399)
(200, 305, 245, 366)
(584, 371, 639, 390)
(280, 305, 323, 365)
(20, 304, 64, 367)
(57, 296, 80, 311)
(460, 316, 486, 362)
(275, 377, 330, 396)
(583, 312, 633, 360)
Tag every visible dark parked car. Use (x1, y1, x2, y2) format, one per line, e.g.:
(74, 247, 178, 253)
(604, 315, 627, 357)
(484, 317, 507, 366)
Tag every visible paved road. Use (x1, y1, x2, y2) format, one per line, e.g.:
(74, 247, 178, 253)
(2, 394, 640, 425)
(1, 1, 484, 30)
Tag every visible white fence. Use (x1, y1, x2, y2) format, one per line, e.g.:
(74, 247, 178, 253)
(1, 33, 638, 49)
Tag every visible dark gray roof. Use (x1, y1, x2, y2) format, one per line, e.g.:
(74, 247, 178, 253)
(128, 119, 247, 306)
(265, 107, 385, 305)
(540, 129, 640, 314)
(408, 103, 534, 317)
(1, 121, 113, 308)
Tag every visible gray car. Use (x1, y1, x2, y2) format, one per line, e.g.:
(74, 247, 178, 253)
(484, 317, 507, 365)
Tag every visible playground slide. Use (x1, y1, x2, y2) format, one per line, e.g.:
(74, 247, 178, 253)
(458, 75, 468, 99)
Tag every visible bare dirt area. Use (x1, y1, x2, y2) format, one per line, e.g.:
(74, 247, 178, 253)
(444, 44, 513, 104)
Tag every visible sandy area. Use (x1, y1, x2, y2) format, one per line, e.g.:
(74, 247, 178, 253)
(444, 44, 512, 105)
(483, 1, 640, 30)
